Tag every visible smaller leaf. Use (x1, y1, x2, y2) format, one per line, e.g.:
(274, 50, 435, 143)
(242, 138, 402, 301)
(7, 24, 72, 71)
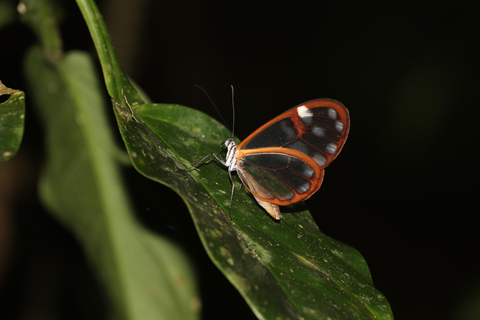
(24, 46, 199, 320)
(0, 81, 25, 162)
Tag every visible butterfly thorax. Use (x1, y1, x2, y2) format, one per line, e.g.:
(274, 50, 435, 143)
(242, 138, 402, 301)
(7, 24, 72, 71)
(223, 138, 238, 172)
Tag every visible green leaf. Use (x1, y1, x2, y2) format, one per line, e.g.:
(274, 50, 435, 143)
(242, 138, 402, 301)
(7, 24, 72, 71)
(0, 81, 25, 162)
(24, 46, 199, 320)
(115, 102, 393, 320)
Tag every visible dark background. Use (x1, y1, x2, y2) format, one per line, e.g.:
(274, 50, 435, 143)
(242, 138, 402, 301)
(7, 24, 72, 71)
(1, 0, 479, 319)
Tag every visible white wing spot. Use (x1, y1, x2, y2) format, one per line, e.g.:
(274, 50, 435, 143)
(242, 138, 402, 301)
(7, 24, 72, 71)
(301, 166, 314, 178)
(335, 121, 344, 131)
(326, 142, 337, 154)
(298, 181, 311, 193)
(313, 153, 327, 166)
(297, 106, 313, 119)
(311, 126, 326, 137)
(327, 108, 338, 118)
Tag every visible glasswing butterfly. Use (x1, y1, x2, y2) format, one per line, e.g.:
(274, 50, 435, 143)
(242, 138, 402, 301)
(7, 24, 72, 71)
(186, 98, 350, 220)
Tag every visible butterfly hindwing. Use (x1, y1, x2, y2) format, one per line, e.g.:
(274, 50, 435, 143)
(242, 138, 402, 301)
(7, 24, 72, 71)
(236, 148, 324, 205)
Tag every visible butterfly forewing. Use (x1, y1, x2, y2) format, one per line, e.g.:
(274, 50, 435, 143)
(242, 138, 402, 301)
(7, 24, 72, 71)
(238, 99, 349, 168)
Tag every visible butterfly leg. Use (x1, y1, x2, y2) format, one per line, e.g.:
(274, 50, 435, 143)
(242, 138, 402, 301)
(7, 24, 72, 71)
(182, 153, 226, 171)
(236, 183, 244, 199)
(227, 170, 235, 220)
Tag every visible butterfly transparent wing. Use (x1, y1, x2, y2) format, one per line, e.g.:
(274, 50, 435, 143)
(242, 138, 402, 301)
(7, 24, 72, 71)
(236, 149, 324, 205)
(238, 99, 349, 168)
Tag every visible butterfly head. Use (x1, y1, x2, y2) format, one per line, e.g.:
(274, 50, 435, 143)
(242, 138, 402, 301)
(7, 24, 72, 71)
(222, 138, 236, 149)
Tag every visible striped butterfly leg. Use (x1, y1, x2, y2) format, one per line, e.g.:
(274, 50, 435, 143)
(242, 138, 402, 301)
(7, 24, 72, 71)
(227, 169, 236, 220)
(182, 139, 234, 171)
(181, 152, 227, 171)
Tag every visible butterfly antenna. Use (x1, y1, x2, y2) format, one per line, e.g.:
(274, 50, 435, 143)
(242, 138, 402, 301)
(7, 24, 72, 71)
(230, 85, 236, 138)
(194, 85, 230, 131)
